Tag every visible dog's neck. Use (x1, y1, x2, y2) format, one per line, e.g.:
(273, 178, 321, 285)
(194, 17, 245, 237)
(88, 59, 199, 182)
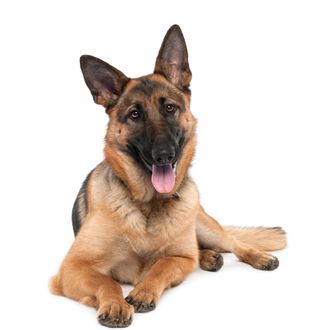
(103, 159, 186, 204)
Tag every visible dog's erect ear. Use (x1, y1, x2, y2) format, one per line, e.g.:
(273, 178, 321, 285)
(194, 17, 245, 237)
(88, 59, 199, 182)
(80, 55, 129, 110)
(154, 25, 191, 90)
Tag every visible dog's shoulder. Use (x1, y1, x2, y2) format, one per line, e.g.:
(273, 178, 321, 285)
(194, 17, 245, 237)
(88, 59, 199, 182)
(72, 162, 200, 237)
(72, 170, 93, 236)
(72, 162, 113, 235)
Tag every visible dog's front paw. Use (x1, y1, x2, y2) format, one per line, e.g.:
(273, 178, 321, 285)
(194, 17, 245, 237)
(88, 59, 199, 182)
(98, 300, 134, 328)
(125, 286, 158, 313)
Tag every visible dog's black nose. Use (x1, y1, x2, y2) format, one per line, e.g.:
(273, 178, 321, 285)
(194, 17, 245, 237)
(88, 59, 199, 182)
(152, 145, 175, 164)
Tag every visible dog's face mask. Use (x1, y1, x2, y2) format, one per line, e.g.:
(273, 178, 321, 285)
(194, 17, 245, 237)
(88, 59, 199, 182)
(80, 25, 195, 194)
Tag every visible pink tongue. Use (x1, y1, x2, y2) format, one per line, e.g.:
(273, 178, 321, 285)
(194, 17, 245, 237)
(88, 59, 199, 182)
(151, 164, 176, 193)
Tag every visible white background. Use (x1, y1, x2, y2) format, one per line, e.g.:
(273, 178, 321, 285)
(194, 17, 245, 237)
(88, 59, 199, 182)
(0, 1, 329, 329)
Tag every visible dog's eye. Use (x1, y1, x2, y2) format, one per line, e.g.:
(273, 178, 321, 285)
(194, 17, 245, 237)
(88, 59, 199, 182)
(129, 109, 140, 120)
(166, 104, 177, 113)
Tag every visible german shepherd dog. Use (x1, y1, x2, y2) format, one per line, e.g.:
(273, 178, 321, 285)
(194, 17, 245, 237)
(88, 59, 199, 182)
(50, 25, 286, 328)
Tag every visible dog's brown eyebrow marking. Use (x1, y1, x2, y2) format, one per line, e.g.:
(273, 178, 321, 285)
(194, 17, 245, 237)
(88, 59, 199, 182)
(129, 79, 184, 103)
(130, 79, 157, 98)
(129, 78, 186, 111)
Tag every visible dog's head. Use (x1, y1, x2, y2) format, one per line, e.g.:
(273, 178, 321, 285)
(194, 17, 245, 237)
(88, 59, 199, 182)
(80, 25, 196, 199)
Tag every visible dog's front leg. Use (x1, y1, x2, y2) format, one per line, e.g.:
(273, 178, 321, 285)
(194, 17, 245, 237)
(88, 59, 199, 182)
(125, 256, 197, 312)
(51, 259, 134, 328)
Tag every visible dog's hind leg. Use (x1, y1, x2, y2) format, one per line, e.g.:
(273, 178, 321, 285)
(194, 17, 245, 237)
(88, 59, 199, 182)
(50, 259, 134, 328)
(196, 206, 285, 271)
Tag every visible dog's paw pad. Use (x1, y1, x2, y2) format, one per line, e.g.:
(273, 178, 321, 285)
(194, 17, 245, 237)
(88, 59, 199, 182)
(98, 301, 133, 328)
(262, 256, 279, 271)
(242, 252, 280, 271)
(125, 296, 156, 313)
(98, 314, 132, 328)
(199, 249, 224, 272)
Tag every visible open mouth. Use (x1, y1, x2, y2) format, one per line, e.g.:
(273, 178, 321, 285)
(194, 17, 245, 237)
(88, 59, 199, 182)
(151, 163, 176, 194)
(135, 148, 176, 194)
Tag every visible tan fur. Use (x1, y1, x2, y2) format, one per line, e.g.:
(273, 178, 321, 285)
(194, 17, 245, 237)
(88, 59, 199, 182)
(50, 25, 286, 327)
(222, 226, 287, 251)
(196, 206, 285, 269)
(50, 162, 200, 323)
(49, 274, 62, 296)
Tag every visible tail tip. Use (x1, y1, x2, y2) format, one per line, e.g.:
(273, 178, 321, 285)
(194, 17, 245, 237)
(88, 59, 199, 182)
(270, 226, 287, 235)
(269, 226, 287, 249)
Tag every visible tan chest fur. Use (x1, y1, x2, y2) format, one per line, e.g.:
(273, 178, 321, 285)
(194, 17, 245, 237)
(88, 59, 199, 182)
(73, 163, 199, 284)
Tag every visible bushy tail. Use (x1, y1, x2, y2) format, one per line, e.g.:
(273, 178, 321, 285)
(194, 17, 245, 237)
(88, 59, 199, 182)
(223, 226, 287, 251)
